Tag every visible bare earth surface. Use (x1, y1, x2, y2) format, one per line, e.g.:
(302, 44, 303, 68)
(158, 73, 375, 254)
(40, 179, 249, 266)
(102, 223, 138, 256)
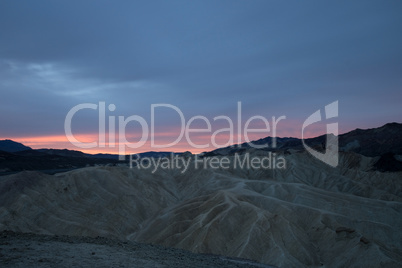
(0, 231, 274, 268)
(0, 151, 402, 267)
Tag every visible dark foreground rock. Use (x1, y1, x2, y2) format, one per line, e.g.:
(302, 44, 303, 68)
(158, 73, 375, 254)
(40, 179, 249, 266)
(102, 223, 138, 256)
(0, 231, 275, 268)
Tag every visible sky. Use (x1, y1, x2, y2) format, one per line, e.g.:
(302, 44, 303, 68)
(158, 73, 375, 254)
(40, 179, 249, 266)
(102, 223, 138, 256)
(0, 0, 401, 154)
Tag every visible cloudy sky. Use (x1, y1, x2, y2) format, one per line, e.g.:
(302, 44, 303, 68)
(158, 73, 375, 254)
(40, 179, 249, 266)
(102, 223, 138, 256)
(0, 0, 401, 153)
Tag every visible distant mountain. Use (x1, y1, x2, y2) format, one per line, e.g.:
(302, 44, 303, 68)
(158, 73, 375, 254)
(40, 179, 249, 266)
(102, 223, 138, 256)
(90, 153, 122, 160)
(339, 122, 402, 156)
(135, 151, 182, 158)
(204, 123, 402, 172)
(1, 122, 401, 174)
(37, 149, 90, 158)
(0, 143, 183, 175)
(0, 140, 32, 152)
(209, 122, 402, 157)
(38, 149, 180, 160)
(0, 149, 123, 175)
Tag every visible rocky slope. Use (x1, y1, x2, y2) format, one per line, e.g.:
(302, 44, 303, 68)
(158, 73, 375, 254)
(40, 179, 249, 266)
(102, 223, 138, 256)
(0, 151, 401, 267)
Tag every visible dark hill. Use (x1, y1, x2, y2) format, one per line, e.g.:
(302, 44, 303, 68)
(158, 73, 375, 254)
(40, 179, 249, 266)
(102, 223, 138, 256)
(0, 140, 32, 152)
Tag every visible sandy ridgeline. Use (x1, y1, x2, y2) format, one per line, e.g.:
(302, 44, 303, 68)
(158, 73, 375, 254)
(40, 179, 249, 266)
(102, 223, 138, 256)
(0, 151, 402, 267)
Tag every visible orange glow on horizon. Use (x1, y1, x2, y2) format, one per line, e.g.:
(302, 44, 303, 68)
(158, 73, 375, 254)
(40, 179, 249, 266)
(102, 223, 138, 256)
(1, 120, 333, 155)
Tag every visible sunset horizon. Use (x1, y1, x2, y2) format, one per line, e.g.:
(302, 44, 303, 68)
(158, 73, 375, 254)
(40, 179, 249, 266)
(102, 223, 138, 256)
(1, 120, 400, 155)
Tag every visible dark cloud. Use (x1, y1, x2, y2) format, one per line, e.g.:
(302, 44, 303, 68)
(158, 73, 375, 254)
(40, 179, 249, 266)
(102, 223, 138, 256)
(0, 0, 401, 142)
